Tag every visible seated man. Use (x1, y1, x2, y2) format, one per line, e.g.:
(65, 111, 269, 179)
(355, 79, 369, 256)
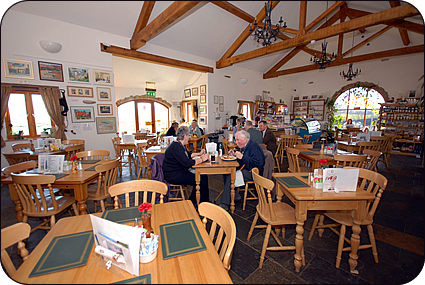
(165, 122, 179, 136)
(220, 130, 265, 211)
(245, 120, 263, 145)
(259, 120, 278, 156)
(162, 126, 210, 207)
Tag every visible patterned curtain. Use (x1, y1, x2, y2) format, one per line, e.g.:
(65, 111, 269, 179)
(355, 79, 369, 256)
(1, 83, 12, 148)
(39, 86, 67, 140)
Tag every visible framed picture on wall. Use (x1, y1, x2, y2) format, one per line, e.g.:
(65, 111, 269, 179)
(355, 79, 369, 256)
(219, 103, 224, 112)
(97, 87, 111, 101)
(311, 95, 318, 99)
(96, 117, 117, 134)
(408, 90, 416, 98)
(38, 61, 63, 82)
(214, 95, 218, 104)
(192, 87, 198, 97)
(200, 84, 206, 94)
(293, 96, 300, 101)
(200, 94, 206, 104)
(3, 59, 34, 79)
(92, 69, 113, 85)
(302, 95, 309, 100)
(67, 86, 93, 97)
(184, 89, 191, 98)
(70, 106, 95, 123)
(318, 94, 323, 99)
(97, 104, 113, 115)
(199, 105, 207, 114)
(219, 96, 224, 104)
(67, 66, 90, 83)
(199, 116, 207, 125)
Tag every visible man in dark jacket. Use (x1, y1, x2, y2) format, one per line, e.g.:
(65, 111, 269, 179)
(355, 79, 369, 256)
(219, 130, 265, 211)
(165, 122, 179, 136)
(259, 120, 278, 156)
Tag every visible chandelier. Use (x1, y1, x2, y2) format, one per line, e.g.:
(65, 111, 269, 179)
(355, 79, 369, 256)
(340, 32, 361, 81)
(249, 2, 286, 47)
(310, 41, 336, 69)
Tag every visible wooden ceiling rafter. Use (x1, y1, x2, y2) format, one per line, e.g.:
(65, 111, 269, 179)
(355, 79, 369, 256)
(342, 25, 393, 57)
(389, 1, 410, 45)
(210, 1, 254, 23)
(132, 1, 156, 37)
(298, 1, 307, 36)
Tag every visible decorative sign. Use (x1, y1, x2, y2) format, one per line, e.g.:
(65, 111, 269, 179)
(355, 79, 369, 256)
(146, 91, 156, 97)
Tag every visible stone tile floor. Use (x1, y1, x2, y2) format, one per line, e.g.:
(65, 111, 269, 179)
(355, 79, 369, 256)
(1, 154, 424, 284)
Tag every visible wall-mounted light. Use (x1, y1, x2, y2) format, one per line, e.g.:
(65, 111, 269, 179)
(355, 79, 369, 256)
(39, 40, 62, 53)
(240, 78, 247, 84)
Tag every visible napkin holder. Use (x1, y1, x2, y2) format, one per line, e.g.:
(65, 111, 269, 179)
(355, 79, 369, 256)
(123, 134, 135, 143)
(312, 168, 323, 189)
(206, 142, 216, 154)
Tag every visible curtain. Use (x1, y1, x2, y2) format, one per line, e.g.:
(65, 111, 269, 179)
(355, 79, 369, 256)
(39, 87, 67, 140)
(180, 101, 186, 122)
(249, 102, 255, 120)
(237, 101, 244, 115)
(191, 100, 198, 121)
(1, 83, 12, 148)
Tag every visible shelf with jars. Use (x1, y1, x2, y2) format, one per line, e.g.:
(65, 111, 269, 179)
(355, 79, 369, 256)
(292, 99, 325, 121)
(378, 103, 424, 155)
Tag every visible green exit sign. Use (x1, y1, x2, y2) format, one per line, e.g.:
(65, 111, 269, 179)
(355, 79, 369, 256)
(146, 91, 156, 97)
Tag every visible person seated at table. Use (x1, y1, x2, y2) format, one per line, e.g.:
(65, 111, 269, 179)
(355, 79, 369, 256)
(179, 118, 187, 127)
(258, 120, 278, 156)
(162, 126, 210, 207)
(232, 117, 245, 136)
(220, 130, 265, 211)
(344, 119, 354, 128)
(254, 110, 262, 127)
(165, 122, 179, 136)
(189, 120, 202, 137)
(245, 120, 263, 145)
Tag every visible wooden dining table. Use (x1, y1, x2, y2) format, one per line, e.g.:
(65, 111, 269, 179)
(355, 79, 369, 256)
(11, 200, 232, 284)
(298, 148, 356, 170)
(272, 172, 375, 275)
(336, 141, 360, 153)
(1, 161, 109, 219)
(20, 148, 67, 161)
(192, 156, 239, 214)
(188, 136, 203, 152)
(144, 145, 166, 166)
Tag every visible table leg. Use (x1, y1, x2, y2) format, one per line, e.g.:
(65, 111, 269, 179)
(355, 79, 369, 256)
(229, 168, 236, 214)
(73, 185, 88, 215)
(9, 184, 23, 222)
(195, 170, 201, 207)
(78, 200, 88, 215)
(294, 220, 304, 272)
(348, 204, 366, 274)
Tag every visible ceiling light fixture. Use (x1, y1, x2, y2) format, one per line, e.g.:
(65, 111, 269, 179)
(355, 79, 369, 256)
(340, 32, 361, 81)
(249, 1, 286, 47)
(310, 1, 336, 69)
(39, 40, 62, 53)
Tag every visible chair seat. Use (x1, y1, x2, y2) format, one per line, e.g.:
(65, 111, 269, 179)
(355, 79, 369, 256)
(324, 210, 373, 226)
(257, 202, 297, 226)
(23, 195, 76, 217)
(87, 185, 110, 201)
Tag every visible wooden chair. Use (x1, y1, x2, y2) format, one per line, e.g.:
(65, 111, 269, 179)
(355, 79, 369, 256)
(276, 135, 299, 172)
(64, 144, 84, 161)
(1, 222, 31, 277)
(370, 136, 393, 168)
(12, 174, 79, 233)
(286, 146, 311, 173)
(3, 152, 31, 165)
(62, 139, 85, 151)
(308, 167, 388, 268)
(87, 159, 119, 212)
(168, 184, 189, 201)
(136, 142, 149, 179)
(357, 141, 380, 154)
(333, 154, 368, 168)
(134, 132, 147, 140)
(221, 138, 229, 155)
(200, 134, 209, 150)
(247, 168, 303, 269)
(108, 179, 168, 208)
(199, 202, 236, 271)
(363, 149, 382, 172)
(147, 138, 157, 148)
(302, 134, 312, 144)
(11, 143, 31, 152)
(76, 150, 110, 161)
(346, 127, 361, 136)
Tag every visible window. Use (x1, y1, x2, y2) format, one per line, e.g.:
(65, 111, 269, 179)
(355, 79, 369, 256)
(334, 86, 385, 130)
(242, 103, 251, 120)
(5, 90, 53, 139)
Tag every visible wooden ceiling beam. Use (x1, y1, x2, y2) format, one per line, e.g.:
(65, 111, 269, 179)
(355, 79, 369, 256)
(264, 45, 424, 78)
(337, 4, 347, 57)
(305, 1, 346, 32)
(130, 1, 200, 50)
(216, 4, 419, 69)
(298, 1, 307, 36)
(342, 25, 392, 57)
(265, 45, 303, 75)
(132, 1, 155, 37)
(210, 1, 254, 23)
(389, 1, 410, 45)
(100, 43, 213, 73)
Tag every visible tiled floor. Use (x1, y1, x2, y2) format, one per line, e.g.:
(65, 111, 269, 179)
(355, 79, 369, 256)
(1, 154, 424, 284)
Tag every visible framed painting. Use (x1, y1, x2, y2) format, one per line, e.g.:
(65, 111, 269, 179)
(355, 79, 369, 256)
(97, 104, 113, 116)
(302, 95, 309, 100)
(67, 86, 93, 97)
(70, 106, 95, 123)
(408, 90, 416, 98)
(67, 66, 90, 83)
(184, 89, 191, 98)
(214, 95, 218, 104)
(219, 96, 224, 103)
(199, 116, 207, 125)
(3, 59, 34, 79)
(38, 61, 63, 82)
(92, 69, 113, 85)
(96, 117, 117, 134)
(219, 103, 224, 112)
(293, 96, 300, 101)
(97, 87, 111, 101)
(311, 95, 318, 99)
(200, 84, 206, 94)
(318, 94, 324, 99)
(200, 94, 206, 104)
(192, 87, 198, 97)
(199, 105, 207, 115)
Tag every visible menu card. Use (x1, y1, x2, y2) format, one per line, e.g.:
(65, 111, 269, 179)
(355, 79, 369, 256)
(323, 168, 359, 192)
(38, 154, 65, 173)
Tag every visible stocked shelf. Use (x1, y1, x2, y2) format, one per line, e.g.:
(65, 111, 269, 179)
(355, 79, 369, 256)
(292, 99, 325, 121)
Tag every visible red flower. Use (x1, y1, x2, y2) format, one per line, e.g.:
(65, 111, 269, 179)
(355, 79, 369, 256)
(138, 202, 152, 214)
(319, 159, 327, 165)
(70, 156, 78, 161)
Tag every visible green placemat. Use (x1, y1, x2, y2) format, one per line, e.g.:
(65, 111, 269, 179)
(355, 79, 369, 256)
(84, 165, 98, 171)
(276, 176, 310, 188)
(101, 206, 140, 224)
(300, 151, 319, 155)
(160, 219, 206, 260)
(300, 175, 308, 180)
(112, 274, 151, 284)
(80, 159, 100, 164)
(29, 231, 93, 277)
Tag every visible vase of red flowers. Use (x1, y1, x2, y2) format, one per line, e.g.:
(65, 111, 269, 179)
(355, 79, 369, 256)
(139, 203, 153, 238)
(70, 156, 78, 171)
